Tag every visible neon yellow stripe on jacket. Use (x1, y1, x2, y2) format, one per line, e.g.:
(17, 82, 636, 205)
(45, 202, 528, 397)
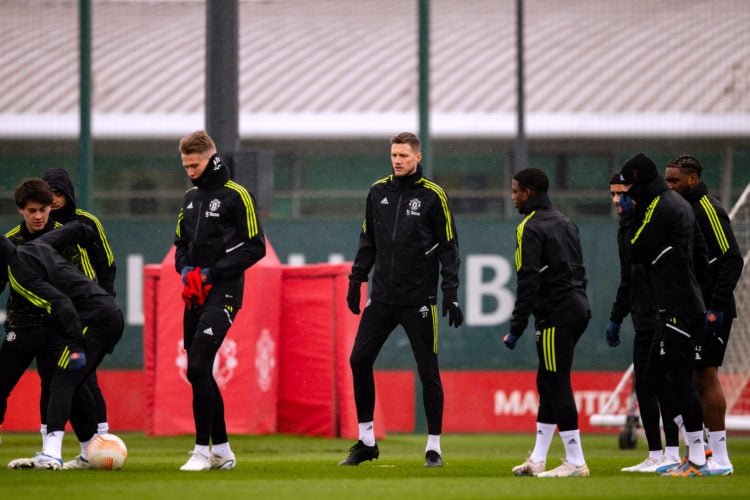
(77, 245, 97, 280)
(76, 209, 115, 265)
(630, 196, 660, 244)
(699, 196, 729, 253)
(515, 211, 536, 272)
(420, 179, 455, 241)
(8, 268, 52, 314)
(226, 180, 260, 238)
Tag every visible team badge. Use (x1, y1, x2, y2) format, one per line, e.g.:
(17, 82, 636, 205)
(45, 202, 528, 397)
(406, 198, 422, 216)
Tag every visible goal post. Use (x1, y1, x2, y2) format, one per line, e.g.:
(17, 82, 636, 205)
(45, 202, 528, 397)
(722, 181, 750, 430)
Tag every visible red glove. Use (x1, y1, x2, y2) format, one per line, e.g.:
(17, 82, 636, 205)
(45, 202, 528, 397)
(182, 267, 203, 308)
(196, 283, 213, 305)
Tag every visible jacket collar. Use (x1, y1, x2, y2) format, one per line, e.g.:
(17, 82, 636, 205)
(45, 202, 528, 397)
(630, 175, 669, 204)
(192, 154, 230, 190)
(390, 165, 423, 188)
(519, 192, 552, 215)
(683, 181, 709, 204)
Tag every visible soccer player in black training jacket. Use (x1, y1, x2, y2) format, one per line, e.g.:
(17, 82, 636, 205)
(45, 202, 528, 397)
(0, 221, 123, 470)
(0, 179, 110, 469)
(606, 172, 681, 473)
(43, 167, 117, 468)
(665, 155, 743, 475)
(503, 167, 591, 478)
(341, 132, 462, 468)
(619, 153, 709, 477)
(174, 130, 266, 472)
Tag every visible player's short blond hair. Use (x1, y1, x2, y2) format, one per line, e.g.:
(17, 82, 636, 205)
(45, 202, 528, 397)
(178, 130, 216, 155)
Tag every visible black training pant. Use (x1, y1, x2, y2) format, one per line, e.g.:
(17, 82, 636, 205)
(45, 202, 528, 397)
(349, 300, 443, 435)
(633, 328, 679, 450)
(535, 318, 588, 432)
(46, 310, 124, 436)
(0, 326, 61, 426)
(183, 302, 238, 446)
(646, 311, 704, 434)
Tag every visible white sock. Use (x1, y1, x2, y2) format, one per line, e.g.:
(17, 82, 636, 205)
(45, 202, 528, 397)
(426, 434, 441, 454)
(358, 421, 375, 447)
(40, 424, 47, 450)
(97, 422, 109, 434)
(665, 446, 680, 461)
(673, 414, 688, 456)
(686, 430, 706, 466)
(192, 444, 210, 457)
(708, 430, 731, 466)
(648, 450, 662, 461)
(43, 431, 64, 460)
(559, 429, 585, 467)
(80, 437, 94, 460)
(530, 422, 556, 463)
(211, 442, 233, 457)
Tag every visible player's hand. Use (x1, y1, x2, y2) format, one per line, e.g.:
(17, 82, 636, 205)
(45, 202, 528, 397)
(200, 268, 212, 285)
(705, 309, 724, 337)
(606, 320, 621, 347)
(68, 351, 87, 370)
(503, 333, 519, 350)
(346, 280, 361, 315)
(181, 266, 195, 284)
(442, 292, 463, 328)
(617, 192, 634, 214)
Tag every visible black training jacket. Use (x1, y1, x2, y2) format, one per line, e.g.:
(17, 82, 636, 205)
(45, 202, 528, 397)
(609, 212, 658, 330)
(0, 222, 119, 352)
(2, 219, 67, 330)
(350, 165, 460, 306)
(682, 182, 744, 317)
(42, 167, 117, 295)
(509, 193, 590, 337)
(174, 154, 266, 306)
(628, 176, 705, 315)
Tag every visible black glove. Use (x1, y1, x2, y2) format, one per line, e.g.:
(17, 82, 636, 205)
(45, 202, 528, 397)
(442, 291, 463, 328)
(347, 280, 361, 315)
(606, 321, 621, 347)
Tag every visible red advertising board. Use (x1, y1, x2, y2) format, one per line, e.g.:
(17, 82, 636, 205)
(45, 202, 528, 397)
(442, 371, 625, 433)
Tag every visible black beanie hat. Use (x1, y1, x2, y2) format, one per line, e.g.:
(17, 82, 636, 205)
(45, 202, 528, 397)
(609, 171, 624, 185)
(620, 153, 658, 186)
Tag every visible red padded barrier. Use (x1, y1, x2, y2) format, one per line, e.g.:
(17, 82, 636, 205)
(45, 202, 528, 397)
(145, 244, 281, 436)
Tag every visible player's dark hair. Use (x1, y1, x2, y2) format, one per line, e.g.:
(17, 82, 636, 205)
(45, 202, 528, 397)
(513, 168, 549, 194)
(390, 132, 421, 152)
(609, 171, 625, 184)
(14, 178, 53, 209)
(667, 154, 703, 178)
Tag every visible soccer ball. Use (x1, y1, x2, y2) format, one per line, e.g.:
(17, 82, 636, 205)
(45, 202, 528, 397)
(86, 433, 128, 470)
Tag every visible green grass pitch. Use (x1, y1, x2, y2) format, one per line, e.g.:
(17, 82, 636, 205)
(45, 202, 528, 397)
(0, 432, 748, 499)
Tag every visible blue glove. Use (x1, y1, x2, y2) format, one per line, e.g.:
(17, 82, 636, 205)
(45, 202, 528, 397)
(200, 268, 212, 285)
(606, 320, 621, 347)
(181, 266, 195, 284)
(705, 309, 724, 337)
(617, 192, 634, 214)
(503, 333, 519, 350)
(68, 351, 87, 371)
